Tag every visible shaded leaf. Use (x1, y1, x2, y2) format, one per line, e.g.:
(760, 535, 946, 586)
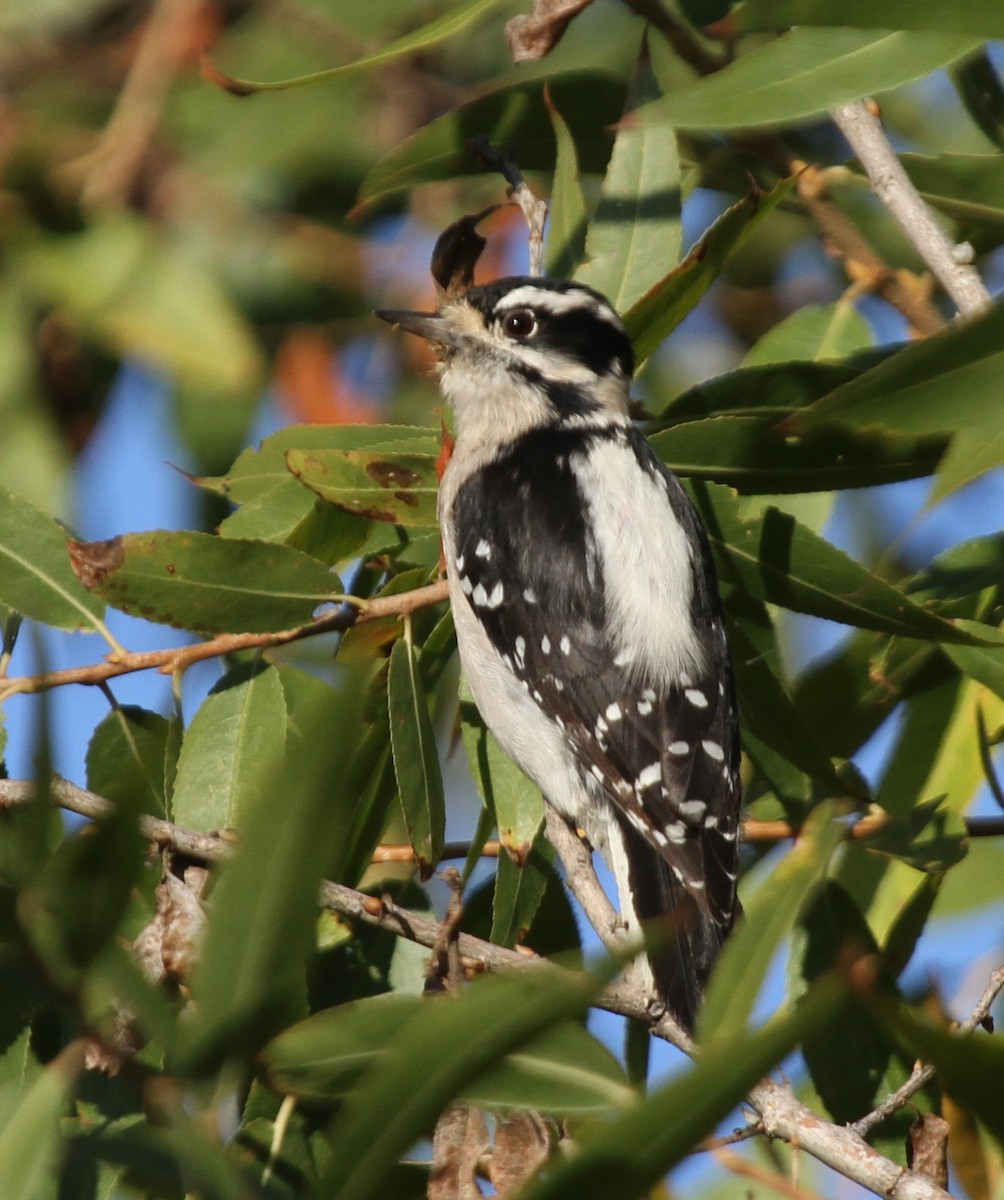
(519, 976, 845, 1200)
(206, 0, 511, 94)
(703, 485, 979, 643)
(740, 0, 1004, 39)
(86, 706, 173, 819)
(356, 74, 625, 210)
(0, 486, 105, 632)
(70, 530, 343, 635)
(171, 662, 287, 831)
(15, 214, 261, 393)
(389, 629, 445, 875)
(952, 51, 1004, 154)
(461, 711, 545, 860)
(743, 301, 873, 365)
(909, 533, 1004, 600)
(288, 448, 439, 528)
(658, 28, 979, 129)
(265, 993, 631, 1114)
(318, 968, 609, 1200)
(492, 836, 554, 951)
(865, 797, 968, 873)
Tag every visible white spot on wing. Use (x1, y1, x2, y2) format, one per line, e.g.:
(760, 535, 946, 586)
(685, 688, 709, 709)
(667, 740, 690, 756)
(637, 699, 652, 715)
(524, 588, 537, 604)
(541, 635, 551, 654)
(635, 763, 662, 790)
(460, 576, 473, 595)
(475, 539, 492, 559)
(605, 701, 622, 722)
(679, 799, 707, 819)
(560, 636, 571, 655)
(702, 739, 725, 761)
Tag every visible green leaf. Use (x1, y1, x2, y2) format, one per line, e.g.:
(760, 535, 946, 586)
(703, 485, 975, 643)
(461, 712, 545, 860)
(650, 414, 942, 493)
(657, 29, 980, 130)
(317, 968, 608, 1200)
(86, 706, 173, 819)
(952, 51, 1004, 153)
(288, 448, 440, 528)
(14, 214, 261, 393)
(388, 628, 445, 875)
(0, 1043, 84, 1200)
(20, 789, 145, 989)
(171, 661, 287, 831)
(544, 88, 588, 278)
(865, 796, 968, 873)
(623, 178, 795, 362)
(492, 836, 554, 951)
(944, 641, 1004, 699)
(909, 532, 1004, 600)
(575, 76, 682, 311)
(792, 298, 1004, 500)
(0, 486, 105, 632)
(743, 302, 873, 366)
(209, 425, 439, 505)
(70, 530, 344, 635)
(209, 0, 511, 93)
(178, 675, 363, 1074)
(697, 799, 844, 1042)
(739, 0, 1004, 38)
(265, 994, 632, 1115)
(356, 73, 625, 210)
(519, 976, 845, 1200)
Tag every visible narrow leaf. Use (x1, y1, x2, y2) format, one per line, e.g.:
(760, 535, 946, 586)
(0, 487, 105, 632)
(69, 530, 343, 635)
(388, 630, 446, 874)
(544, 88, 588, 278)
(575, 79, 682, 311)
(0, 1043, 84, 1200)
(623, 178, 795, 363)
(658, 28, 979, 130)
(740, 0, 1004, 39)
(492, 836, 554, 950)
(519, 977, 845, 1200)
(204, 0, 509, 94)
(697, 799, 844, 1042)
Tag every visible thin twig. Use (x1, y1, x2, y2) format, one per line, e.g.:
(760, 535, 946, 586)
(829, 102, 991, 318)
(714, 1146, 828, 1200)
(466, 136, 548, 276)
(0, 580, 450, 700)
(851, 965, 1004, 1138)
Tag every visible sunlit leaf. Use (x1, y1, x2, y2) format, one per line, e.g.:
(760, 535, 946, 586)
(623, 178, 795, 362)
(657, 29, 979, 129)
(288, 448, 439, 528)
(0, 486, 105, 633)
(544, 88, 588, 278)
(69, 529, 343, 635)
(171, 662, 287, 830)
(0, 1043, 84, 1200)
(388, 629, 445, 875)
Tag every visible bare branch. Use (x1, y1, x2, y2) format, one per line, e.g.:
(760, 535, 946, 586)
(0, 579, 449, 700)
(851, 964, 1004, 1138)
(830, 101, 991, 318)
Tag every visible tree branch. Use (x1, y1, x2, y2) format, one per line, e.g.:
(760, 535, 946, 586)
(0, 775, 975, 1200)
(829, 101, 992, 318)
(0, 580, 450, 700)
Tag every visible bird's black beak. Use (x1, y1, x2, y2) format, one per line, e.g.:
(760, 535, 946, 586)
(375, 309, 465, 351)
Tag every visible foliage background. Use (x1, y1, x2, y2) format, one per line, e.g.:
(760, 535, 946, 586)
(1, 1, 1004, 1198)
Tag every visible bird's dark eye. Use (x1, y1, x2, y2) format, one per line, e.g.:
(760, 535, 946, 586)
(502, 309, 537, 339)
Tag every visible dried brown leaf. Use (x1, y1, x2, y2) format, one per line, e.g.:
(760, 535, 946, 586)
(505, 0, 596, 63)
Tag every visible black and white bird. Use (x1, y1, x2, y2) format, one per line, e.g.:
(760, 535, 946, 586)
(378, 277, 741, 1030)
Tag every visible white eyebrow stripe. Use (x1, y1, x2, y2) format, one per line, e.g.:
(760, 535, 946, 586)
(493, 285, 624, 326)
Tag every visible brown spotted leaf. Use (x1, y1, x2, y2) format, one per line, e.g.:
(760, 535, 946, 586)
(506, 0, 597, 62)
(288, 448, 440, 528)
(70, 530, 343, 635)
